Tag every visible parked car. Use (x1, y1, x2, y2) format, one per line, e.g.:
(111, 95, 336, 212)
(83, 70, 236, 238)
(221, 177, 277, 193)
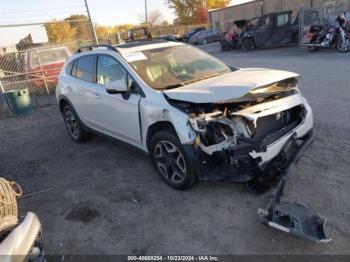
(0, 212, 45, 261)
(24, 46, 71, 88)
(0, 178, 45, 261)
(56, 41, 313, 191)
(180, 27, 206, 42)
(189, 29, 222, 45)
(158, 34, 180, 42)
(127, 27, 152, 42)
(243, 11, 299, 50)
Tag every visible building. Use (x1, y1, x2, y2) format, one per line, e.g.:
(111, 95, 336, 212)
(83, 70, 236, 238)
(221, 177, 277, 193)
(208, 0, 350, 30)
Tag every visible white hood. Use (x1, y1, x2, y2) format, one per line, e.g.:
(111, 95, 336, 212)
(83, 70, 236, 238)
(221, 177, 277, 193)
(164, 68, 299, 103)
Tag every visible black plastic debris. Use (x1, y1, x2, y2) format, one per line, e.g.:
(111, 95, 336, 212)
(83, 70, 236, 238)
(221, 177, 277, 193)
(258, 177, 331, 242)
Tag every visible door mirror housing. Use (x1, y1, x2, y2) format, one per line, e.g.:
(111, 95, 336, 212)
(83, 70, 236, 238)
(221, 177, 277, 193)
(106, 79, 128, 94)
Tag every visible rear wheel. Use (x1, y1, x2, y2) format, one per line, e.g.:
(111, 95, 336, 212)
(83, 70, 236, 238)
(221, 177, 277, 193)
(243, 38, 256, 51)
(62, 105, 89, 143)
(150, 129, 197, 190)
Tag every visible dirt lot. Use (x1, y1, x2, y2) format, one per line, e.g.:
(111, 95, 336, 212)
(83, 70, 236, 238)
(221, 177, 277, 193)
(1, 45, 350, 255)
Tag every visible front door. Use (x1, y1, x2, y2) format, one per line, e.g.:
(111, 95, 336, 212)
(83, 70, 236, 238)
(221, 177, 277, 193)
(89, 54, 142, 146)
(254, 15, 273, 47)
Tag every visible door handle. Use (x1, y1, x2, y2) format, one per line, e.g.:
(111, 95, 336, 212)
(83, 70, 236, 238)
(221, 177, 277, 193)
(93, 93, 101, 99)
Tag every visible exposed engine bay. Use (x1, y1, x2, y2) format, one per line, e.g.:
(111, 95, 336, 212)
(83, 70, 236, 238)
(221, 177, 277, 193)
(166, 78, 312, 192)
(168, 79, 305, 158)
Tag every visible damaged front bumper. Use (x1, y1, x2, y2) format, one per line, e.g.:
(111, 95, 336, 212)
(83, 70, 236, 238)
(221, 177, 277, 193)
(184, 93, 314, 192)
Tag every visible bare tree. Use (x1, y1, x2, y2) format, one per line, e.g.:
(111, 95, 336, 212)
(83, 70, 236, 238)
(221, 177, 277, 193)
(138, 10, 163, 26)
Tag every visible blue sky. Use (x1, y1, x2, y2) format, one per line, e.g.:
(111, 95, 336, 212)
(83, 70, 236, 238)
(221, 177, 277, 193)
(0, 0, 253, 46)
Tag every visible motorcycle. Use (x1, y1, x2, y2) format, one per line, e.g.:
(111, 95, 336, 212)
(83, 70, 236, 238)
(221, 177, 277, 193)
(302, 22, 340, 51)
(220, 20, 247, 51)
(336, 14, 350, 53)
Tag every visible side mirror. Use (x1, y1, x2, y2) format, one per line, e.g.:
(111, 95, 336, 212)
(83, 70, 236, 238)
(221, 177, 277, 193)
(105, 79, 128, 94)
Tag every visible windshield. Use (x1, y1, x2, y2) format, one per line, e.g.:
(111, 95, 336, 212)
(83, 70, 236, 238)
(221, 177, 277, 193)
(125, 45, 231, 90)
(30, 48, 70, 67)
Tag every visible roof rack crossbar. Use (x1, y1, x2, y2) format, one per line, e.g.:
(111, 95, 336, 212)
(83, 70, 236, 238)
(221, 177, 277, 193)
(76, 45, 118, 53)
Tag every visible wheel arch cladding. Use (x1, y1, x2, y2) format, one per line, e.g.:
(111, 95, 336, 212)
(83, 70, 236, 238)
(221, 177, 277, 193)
(146, 121, 178, 152)
(59, 99, 69, 113)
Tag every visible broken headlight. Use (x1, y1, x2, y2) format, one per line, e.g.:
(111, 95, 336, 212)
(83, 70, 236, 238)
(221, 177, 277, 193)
(188, 117, 206, 133)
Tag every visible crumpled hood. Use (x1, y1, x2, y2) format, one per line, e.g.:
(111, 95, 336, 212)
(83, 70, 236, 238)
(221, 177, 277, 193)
(164, 68, 299, 103)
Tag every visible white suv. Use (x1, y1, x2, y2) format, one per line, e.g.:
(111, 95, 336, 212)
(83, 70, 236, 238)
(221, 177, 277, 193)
(56, 41, 313, 191)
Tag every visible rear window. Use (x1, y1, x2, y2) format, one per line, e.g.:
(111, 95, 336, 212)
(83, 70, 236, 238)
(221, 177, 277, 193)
(65, 61, 74, 75)
(30, 48, 70, 67)
(75, 55, 95, 82)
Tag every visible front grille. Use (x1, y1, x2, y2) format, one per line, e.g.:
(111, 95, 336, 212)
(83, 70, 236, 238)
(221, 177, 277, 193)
(253, 105, 304, 139)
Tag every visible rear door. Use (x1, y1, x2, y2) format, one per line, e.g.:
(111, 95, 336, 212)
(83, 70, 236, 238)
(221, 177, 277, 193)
(271, 12, 293, 45)
(254, 15, 274, 47)
(68, 54, 97, 124)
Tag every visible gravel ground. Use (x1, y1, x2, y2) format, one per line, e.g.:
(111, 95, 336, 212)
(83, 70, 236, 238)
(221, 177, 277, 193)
(1, 44, 349, 256)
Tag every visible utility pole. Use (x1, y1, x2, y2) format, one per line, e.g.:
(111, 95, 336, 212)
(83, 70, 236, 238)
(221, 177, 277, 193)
(145, 0, 148, 25)
(84, 0, 99, 44)
(260, 0, 264, 16)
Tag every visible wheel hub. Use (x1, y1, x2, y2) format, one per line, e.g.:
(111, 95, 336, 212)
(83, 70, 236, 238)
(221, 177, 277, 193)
(154, 141, 187, 184)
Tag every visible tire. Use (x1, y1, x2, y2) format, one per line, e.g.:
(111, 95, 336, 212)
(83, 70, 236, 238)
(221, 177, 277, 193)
(150, 129, 197, 190)
(62, 105, 89, 143)
(337, 38, 350, 53)
(243, 38, 256, 51)
(221, 42, 230, 51)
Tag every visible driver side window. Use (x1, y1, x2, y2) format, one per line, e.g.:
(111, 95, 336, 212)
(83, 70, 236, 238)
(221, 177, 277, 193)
(258, 16, 271, 28)
(97, 55, 126, 86)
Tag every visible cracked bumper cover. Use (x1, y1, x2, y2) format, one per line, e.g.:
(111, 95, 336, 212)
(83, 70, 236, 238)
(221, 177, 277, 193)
(184, 98, 314, 183)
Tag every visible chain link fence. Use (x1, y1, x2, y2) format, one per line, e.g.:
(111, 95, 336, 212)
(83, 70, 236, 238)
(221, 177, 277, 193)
(0, 17, 96, 118)
(299, 4, 350, 46)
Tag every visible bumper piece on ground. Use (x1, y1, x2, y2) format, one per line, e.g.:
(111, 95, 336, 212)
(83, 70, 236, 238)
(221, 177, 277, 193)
(256, 130, 331, 242)
(258, 178, 331, 242)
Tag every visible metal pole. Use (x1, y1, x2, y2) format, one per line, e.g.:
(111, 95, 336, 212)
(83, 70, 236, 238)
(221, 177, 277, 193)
(35, 49, 50, 100)
(84, 0, 99, 44)
(145, 0, 148, 25)
(261, 0, 264, 16)
(0, 81, 5, 94)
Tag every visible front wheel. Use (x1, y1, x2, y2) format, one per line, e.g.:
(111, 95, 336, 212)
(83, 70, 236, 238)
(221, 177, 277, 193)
(150, 129, 197, 190)
(337, 38, 350, 53)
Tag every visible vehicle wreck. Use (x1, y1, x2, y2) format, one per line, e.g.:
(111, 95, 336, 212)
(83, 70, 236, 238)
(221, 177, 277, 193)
(56, 41, 328, 242)
(164, 69, 313, 192)
(57, 42, 313, 192)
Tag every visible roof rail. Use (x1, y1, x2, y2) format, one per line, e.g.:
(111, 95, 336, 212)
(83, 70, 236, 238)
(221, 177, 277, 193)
(76, 45, 118, 53)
